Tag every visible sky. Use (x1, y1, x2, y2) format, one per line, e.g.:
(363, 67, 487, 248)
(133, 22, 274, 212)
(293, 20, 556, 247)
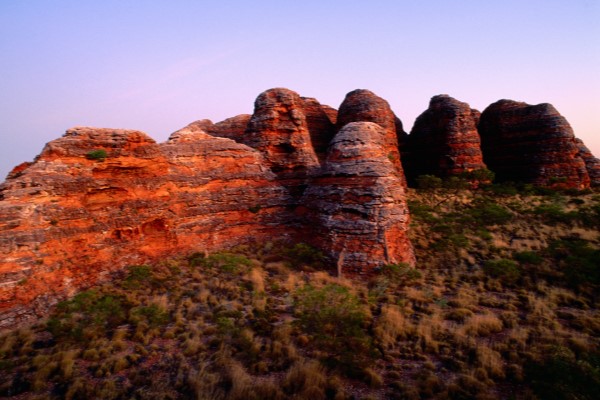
(1, 0, 599, 179)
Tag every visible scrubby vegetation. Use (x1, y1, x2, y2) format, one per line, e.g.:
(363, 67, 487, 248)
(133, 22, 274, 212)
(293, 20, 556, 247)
(85, 149, 108, 161)
(0, 184, 599, 399)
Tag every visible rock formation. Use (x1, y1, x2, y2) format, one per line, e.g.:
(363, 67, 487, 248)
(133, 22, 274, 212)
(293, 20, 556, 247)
(575, 138, 600, 187)
(403, 95, 486, 183)
(0, 88, 418, 329)
(0, 126, 301, 327)
(2, 87, 599, 329)
(336, 89, 407, 185)
(300, 97, 337, 160)
(478, 100, 590, 189)
(243, 88, 320, 177)
(301, 122, 414, 274)
(207, 114, 252, 142)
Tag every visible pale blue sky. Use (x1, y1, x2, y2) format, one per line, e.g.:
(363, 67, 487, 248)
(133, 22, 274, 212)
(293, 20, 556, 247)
(1, 1, 599, 178)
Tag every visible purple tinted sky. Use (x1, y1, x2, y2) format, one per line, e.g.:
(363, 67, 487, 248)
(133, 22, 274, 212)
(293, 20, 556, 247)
(1, 1, 599, 178)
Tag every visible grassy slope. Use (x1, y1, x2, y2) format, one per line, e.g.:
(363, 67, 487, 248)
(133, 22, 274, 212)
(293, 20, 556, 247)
(0, 186, 599, 400)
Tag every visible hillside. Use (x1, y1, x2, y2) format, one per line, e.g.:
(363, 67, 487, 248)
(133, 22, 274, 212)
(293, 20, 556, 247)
(1, 184, 598, 399)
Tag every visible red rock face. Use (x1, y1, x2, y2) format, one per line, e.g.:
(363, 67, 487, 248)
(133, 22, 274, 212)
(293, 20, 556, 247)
(244, 88, 320, 177)
(301, 122, 415, 275)
(0, 126, 295, 328)
(404, 95, 486, 183)
(478, 100, 590, 188)
(575, 138, 600, 186)
(0, 89, 418, 328)
(336, 89, 407, 186)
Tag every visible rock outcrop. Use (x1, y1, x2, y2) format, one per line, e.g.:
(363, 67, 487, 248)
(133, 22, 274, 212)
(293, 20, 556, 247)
(336, 89, 407, 185)
(575, 138, 600, 187)
(3, 87, 599, 329)
(404, 95, 486, 182)
(478, 100, 590, 189)
(301, 122, 414, 274)
(0, 88, 418, 329)
(0, 126, 297, 328)
(243, 88, 320, 177)
(207, 114, 252, 142)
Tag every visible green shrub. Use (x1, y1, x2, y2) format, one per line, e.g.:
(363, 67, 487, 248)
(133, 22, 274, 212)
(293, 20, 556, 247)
(195, 252, 251, 273)
(294, 284, 370, 369)
(485, 182, 519, 196)
(48, 291, 129, 341)
(467, 200, 512, 226)
(548, 239, 600, 287)
(85, 149, 107, 161)
(122, 265, 152, 289)
(380, 263, 422, 283)
(525, 348, 600, 400)
(483, 259, 521, 284)
(442, 176, 470, 190)
(534, 203, 578, 225)
(407, 200, 438, 223)
(131, 304, 169, 327)
(514, 251, 543, 265)
(281, 243, 326, 269)
(416, 175, 442, 190)
(458, 168, 495, 186)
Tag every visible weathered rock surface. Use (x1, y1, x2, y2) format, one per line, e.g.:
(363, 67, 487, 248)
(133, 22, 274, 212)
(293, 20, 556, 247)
(0, 126, 296, 328)
(206, 114, 252, 142)
(300, 97, 336, 160)
(575, 138, 600, 187)
(0, 88, 417, 329)
(244, 88, 320, 177)
(404, 95, 486, 182)
(478, 100, 590, 188)
(336, 89, 407, 186)
(4, 88, 599, 329)
(301, 122, 415, 274)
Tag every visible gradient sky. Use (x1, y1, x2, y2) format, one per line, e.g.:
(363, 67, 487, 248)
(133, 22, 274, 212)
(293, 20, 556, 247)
(1, 0, 599, 179)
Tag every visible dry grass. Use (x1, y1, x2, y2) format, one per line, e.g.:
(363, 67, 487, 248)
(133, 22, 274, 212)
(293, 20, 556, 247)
(1, 190, 599, 399)
(461, 313, 504, 337)
(374, 304, 408, 349)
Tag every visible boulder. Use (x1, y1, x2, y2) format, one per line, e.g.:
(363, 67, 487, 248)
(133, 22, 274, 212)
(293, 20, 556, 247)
(404, 95, 486, 183)
(478, 100, 590, 188)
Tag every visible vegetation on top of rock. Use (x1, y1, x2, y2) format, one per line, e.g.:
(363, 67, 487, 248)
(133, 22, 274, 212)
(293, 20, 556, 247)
(85, 149, 107, 161)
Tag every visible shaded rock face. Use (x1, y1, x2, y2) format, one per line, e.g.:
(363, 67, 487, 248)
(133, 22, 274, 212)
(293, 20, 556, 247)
(478, 100, 590, 188)
(207, 114, 252, 142)
(300, 97, 336, 160)
(336, 89, 407, 186)
(404, 95, 486, 183)
(0, 89, 416, 328)
(301, 122, 415, 274)
(576, 138, 600, 186)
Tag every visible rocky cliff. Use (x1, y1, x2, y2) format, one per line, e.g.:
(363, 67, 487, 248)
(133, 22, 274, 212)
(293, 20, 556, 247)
(1, 88, 598, 329)
(478, 100, 590, 188)
(0, 89, 413, 328)
(403, 95, 486, 183)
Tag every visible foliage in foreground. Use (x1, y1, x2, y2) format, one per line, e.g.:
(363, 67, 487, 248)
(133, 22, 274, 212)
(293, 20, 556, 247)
(0, 188, 599, 399)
